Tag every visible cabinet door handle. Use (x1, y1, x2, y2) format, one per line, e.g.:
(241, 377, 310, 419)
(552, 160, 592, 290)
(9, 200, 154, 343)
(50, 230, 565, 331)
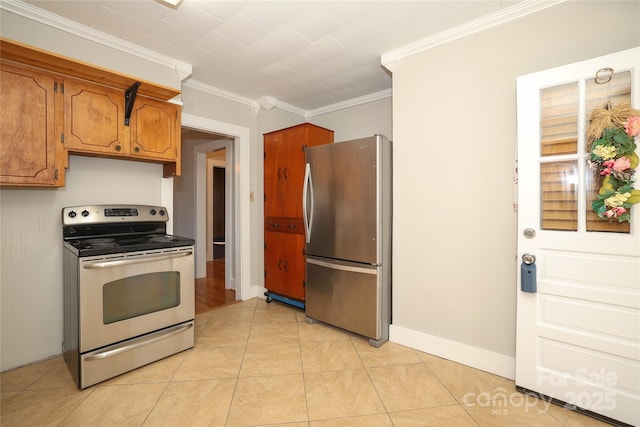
(283, 167, 288, 179)
(277, 168, 281, 179)
(271, 223, 279, 228)
(278, 259, 282, 270)
(115, 145, 122, 152)
(287, 224, 296, 229)
(134, 146, 140, 153)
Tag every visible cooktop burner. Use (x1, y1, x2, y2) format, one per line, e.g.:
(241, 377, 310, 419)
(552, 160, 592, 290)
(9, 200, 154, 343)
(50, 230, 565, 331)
(62, 204, 195, 257)
(83, 238, 118, 249)
(149, 235, 180, 243)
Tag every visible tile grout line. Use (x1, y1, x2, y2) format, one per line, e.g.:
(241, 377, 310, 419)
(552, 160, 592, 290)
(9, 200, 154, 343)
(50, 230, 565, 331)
(222, 299, 256, 426)
(353, 336, 394, 424)
(296, 310, 312, 425)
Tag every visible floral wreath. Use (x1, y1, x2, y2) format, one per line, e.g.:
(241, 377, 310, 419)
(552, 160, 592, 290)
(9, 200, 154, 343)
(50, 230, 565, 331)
(588, 103, 640, 223)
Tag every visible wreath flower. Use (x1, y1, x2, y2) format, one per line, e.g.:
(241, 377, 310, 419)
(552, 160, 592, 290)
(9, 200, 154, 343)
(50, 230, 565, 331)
(589, 116, 640, 223)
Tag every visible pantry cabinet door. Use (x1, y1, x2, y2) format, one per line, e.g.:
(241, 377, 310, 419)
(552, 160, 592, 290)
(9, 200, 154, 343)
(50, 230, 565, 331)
(264, 231, 305, 301)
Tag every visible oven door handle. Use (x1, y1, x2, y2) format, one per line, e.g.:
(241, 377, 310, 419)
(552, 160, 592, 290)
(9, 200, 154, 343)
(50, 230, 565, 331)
(83, 251, 193, 269)
(84, 322, 193, 361)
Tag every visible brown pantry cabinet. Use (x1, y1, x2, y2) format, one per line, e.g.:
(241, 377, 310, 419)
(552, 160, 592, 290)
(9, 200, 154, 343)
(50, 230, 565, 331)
(263, 123, 333, 304)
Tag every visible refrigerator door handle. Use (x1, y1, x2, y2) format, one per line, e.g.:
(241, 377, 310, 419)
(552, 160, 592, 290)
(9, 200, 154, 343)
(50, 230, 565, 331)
(303, 163, 314, 243)
(307, 257, 377, 275)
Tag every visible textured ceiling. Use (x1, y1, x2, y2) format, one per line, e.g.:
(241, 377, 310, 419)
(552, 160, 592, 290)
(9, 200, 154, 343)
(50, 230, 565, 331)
(24, 0, 524, 111)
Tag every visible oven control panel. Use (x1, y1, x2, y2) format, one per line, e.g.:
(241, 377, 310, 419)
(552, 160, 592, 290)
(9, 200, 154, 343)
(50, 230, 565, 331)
(62, 205, 168, 225)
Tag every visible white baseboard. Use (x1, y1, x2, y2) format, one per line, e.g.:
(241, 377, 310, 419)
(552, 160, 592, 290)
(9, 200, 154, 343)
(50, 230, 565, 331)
(389, 324, 515, 380)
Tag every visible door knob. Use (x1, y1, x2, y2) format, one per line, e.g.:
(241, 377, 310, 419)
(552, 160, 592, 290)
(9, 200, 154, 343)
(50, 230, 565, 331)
(522, 253, 536, 265)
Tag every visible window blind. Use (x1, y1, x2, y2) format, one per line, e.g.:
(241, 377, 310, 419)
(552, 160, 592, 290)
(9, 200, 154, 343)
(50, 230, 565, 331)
(539, 71, 631, 233)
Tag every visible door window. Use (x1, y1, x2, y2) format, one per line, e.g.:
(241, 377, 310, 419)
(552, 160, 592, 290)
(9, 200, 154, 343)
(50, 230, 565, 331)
(538, 71, 632, 233)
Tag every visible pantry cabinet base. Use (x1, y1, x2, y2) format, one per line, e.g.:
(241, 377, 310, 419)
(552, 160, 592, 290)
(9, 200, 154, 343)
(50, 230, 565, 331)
(264, 291, 305, 309)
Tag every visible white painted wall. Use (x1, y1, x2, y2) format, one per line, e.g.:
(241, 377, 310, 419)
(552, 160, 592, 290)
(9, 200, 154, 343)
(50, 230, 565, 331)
(389, 0, 640, 378)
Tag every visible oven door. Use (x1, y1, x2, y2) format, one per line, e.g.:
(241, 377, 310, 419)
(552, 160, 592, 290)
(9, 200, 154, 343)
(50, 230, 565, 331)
(78, 246, 194, 353)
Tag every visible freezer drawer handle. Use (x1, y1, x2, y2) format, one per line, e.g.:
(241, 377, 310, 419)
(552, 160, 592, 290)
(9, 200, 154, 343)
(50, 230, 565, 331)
(303, 163, 313, 243)
(307, 258, 377, 275)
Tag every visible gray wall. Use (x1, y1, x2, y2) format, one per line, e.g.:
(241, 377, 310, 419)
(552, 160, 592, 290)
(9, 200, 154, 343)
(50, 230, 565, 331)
(0, 6, 181, 371)
(390, 0, 639, 376)
(312, 97, 392, 143)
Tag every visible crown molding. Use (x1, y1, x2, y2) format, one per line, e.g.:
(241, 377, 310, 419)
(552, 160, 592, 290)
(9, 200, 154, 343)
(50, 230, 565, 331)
(0, 0, 192, 80)
(381, 0, 566, 72)
(182, 79, 259, 111)
(271, 99, 308, 118)
(182, 81, 389, 118)
(307, 89, 392, 118)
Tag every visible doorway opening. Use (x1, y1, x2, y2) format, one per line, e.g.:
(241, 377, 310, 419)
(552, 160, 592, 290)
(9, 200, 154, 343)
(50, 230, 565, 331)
(198, 148, 235, 313)
(175, 130, 236, 313)
(176, 113, 253, 308)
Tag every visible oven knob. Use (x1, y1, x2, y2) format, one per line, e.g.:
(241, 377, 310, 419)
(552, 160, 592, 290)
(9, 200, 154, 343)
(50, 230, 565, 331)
(81, 210, 90, 217)
(68, 210, 77, 218)
(150, 209, 157, 215)
(159, 209, 166, 216)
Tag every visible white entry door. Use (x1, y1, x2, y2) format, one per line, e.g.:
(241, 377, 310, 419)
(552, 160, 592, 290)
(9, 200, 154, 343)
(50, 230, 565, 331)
(516, 47, 640, 426)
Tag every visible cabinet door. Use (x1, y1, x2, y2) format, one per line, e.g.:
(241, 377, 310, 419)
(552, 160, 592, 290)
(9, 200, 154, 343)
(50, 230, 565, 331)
(279, 126, 307, 217)
(264, 127, 306, 218)
(129, 97, 179, 162)
(0, 61, 64, 186)
(63, 79, 128, 155)
(264, 231, 305, 301)
(264, 132, 288, 218)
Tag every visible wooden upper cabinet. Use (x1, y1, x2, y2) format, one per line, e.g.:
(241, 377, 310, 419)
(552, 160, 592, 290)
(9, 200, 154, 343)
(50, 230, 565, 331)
(0, 61, 65, 187)
(0, 38, 183, 185)
(129, 96, 180, 163)
(63, 79, 127, 156)
(63, 79, 182, 176)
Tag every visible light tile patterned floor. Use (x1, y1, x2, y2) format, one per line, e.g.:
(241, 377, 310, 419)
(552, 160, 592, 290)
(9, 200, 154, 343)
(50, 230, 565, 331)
(0, 298, 613, 426)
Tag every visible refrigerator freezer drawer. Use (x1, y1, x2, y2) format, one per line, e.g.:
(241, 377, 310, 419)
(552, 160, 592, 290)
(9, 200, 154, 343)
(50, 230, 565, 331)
(305, 258, 388, 343)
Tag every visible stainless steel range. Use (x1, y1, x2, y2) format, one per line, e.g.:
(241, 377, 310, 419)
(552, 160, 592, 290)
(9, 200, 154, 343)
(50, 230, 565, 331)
(62, 204, 195, 389)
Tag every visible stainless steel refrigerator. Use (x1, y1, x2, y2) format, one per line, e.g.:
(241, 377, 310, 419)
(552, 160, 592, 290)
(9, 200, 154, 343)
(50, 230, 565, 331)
(303, 134, 391, 347)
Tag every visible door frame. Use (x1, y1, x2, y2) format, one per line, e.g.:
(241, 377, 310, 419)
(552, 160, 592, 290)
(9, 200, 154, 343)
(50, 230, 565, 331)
(182, 113, 252, 301)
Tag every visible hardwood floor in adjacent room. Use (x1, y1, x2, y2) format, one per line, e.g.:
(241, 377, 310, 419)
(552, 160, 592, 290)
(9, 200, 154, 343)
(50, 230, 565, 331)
(195, 258, 236, 314)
